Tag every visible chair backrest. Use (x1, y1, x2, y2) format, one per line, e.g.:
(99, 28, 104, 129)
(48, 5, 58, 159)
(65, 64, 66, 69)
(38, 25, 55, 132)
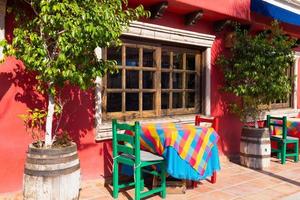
(112, 119, 141, 164)
(266, 115, 287, 139)
(195, 115, 218, 131)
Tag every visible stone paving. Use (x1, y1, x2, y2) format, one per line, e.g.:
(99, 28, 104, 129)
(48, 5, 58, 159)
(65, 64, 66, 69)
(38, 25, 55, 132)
(1, 157, 300, 200)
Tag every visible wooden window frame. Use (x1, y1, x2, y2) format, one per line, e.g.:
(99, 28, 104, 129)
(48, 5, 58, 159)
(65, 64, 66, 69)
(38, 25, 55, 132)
(270, 66, 294, 109)
(160, 47, 201, 116)
(102, 42, 202, 121)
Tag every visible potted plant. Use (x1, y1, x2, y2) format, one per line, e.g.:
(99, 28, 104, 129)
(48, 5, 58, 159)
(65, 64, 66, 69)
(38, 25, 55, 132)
(217, 21, 296, 169)
(1, 0, 148, 199)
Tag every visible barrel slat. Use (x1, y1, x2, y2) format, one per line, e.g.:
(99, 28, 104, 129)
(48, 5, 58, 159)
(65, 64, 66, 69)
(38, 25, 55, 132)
(26, 153, 78, 165)
(240, 127, 270, 169)
(240, 138, 270, 144)
(23, 142, 80, 200)
(240, 152, 270, 158)
(25, 159, 80, 171)
(27, 151, 77, 159)
(24, 164, 80, 177)
(28, 144, 77, 156)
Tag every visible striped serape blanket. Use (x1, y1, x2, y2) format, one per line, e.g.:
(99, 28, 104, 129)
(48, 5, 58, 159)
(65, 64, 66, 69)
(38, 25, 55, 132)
(127, 123, 219, 176)
(272, 119, 300, 137)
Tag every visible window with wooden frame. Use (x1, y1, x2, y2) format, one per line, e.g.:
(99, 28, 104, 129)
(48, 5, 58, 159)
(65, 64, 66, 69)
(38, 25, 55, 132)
(270, 66, 294, 109)
(102, 42, 202, 121)
(160, 47, 201, 116)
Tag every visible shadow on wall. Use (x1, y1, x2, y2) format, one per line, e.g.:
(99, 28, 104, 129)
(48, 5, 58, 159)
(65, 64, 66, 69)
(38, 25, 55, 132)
(0, 1, 103, 191)
(55, 85, 96, 147)
(210, 32, 244, 156)
(0, 72, 13, 102)
(3, 1, 98, 149)
(102, 140, 113, 178)
(0, 60, 45, 111)
(0, 58, 97, 148)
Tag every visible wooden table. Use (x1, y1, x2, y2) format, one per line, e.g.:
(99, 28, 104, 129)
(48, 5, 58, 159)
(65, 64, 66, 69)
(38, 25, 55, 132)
(128, 122, 221, 182)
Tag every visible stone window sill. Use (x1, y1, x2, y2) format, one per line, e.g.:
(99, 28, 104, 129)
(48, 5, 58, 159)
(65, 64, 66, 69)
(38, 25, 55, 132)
(95, 114, 197, 141)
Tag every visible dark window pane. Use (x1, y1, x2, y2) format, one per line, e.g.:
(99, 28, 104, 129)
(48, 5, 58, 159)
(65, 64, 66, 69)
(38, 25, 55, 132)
(161, 93, 169, 109)
(126, 70, 139, 89)
(126, 93, 139, 111)
(161, 72, 170, 89)
(173, 73, 183, 89)
(173, 93, 183, 108)
(143, 93, 154, 110)
(143, 71, 154, 89)
(162, 51, 170, 68)
(107, 47, 122, 65)
(186, 73, 195, 89)
(186, 92, 195, 108)
(126, 47, 139, 66)
(107, 72, 122, 88)
(173, 52, 183, 69)
(107, 93, 122, 112)
(143, 49, 154, 67)
(186, 54, 195, 70)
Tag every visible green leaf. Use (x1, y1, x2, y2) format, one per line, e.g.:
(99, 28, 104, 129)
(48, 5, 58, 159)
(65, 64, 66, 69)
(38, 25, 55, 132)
(216, 20, 296, 122)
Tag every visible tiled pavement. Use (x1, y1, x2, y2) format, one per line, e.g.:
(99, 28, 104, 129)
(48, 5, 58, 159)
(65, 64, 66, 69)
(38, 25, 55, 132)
(1, 157, 300, 200)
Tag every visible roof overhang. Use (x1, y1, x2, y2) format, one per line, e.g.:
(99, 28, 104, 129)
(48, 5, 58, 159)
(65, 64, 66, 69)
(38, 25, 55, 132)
(251, 0, 300, 26)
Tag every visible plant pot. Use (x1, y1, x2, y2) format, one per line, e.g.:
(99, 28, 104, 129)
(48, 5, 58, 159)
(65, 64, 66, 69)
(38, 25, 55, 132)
(23, 142, 80, 200)
(240, 126, 271, 169)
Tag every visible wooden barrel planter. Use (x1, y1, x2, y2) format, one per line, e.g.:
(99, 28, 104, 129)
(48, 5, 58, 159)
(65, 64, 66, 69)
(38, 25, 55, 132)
(23, 142, 80, 200)
(240, 127, 271, 169)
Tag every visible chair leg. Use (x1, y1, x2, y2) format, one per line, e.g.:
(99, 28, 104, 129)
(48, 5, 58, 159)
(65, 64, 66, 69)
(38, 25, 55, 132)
(277, 152, 281, 159)
(192, 181, 198, 188)
(211, 171, 217, 184)
(160, 163, 166, 199)
(113, 161, 119, 199)
(295, 141, 299, 162)
(140, 177, 145, 191)
(277, 143, 281, 159)
(281, 142, 286, 165)
(135, 166, 141, 200)
(152, 176, 158, 188)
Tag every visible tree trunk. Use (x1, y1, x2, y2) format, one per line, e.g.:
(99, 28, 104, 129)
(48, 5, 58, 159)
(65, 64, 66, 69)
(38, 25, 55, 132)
(45, 93, 55, 146)
(254, 120, 258, 128)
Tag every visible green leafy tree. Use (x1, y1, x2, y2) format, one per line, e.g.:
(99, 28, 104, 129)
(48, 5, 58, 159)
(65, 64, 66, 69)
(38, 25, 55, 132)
(218, 21, 296, 127)
(2, 0, 149, 146)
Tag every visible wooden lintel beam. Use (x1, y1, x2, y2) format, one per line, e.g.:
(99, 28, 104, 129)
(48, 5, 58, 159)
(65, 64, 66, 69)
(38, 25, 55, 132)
(150, 1, 168, 19)
(185, 10, 203, 26)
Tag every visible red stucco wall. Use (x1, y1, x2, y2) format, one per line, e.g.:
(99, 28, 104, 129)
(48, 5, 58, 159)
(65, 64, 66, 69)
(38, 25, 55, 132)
(0, 58, 31, 192)
(1, 0, 300, 193)
(173, 0, 250, 21)
(0, 7, 114, 192)
(0, 56, 114, 192)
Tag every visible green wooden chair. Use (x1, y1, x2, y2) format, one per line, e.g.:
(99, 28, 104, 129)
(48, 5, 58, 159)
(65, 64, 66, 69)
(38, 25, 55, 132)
(267, 115, 299, 164)
(112, 119, 166, 200)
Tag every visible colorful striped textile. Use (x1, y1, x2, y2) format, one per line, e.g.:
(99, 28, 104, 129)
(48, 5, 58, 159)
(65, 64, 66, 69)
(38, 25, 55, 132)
(273, 118, 300, 138)
(127, 123, 219, 176)
(270, 119, 283, 136)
